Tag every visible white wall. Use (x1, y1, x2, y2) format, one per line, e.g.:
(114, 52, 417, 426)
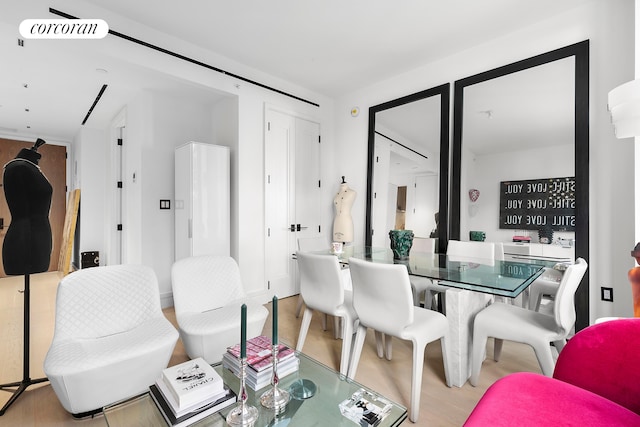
(67, 1, 336, 306)
(334, 0, 635, 322)
(73, 127, 107, 260)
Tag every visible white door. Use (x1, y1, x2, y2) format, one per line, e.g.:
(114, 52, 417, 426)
(265, 109, 321, 298)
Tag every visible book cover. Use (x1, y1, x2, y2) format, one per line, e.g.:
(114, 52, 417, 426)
(155, 375, 228, 418)
(161, 357, 224, 409)
(226, 335, 295, 372)
(150, 384, 237, 427)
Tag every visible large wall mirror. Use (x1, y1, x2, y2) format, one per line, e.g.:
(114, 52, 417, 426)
(451, 40, 589, 330)
(366, 84, 450, 253)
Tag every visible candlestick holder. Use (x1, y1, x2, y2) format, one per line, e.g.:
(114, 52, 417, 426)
(226, 358, 259, 426)
(259, 344, 290, 415)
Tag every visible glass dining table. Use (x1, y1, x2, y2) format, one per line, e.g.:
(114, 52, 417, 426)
(311, 246, 560, 386)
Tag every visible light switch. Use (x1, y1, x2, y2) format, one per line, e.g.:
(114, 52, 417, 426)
(160, 199, 170, 210)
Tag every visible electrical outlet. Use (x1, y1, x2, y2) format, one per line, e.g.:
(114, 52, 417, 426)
(601, 286, 613, 302)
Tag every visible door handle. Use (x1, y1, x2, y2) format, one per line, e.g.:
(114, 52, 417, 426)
(290, 224, 296, 232)
(296, 224, 309, 231)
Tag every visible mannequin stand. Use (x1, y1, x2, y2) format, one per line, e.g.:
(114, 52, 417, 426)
(0, 274, 48, 416)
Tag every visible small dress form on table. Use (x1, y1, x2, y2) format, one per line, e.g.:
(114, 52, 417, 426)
(0, 140, 51, 416)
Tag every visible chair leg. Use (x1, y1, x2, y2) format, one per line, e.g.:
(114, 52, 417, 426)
(348, 325, 367, 379)
(295, 295, 304, 318)
(532, 340, 556, 377)
(553, 338, 566, 354)
(470, 330, 488, 387)
(374, 331, 385, 358)
(409, 340, 427, 423)
(334, 316, 342, 339)
(339, 317, 353, 376)
(296, 308, 313, 351)
(529, 288, 542, 311)
(385, 335, 393, 360)
(493, 338, 504, 361)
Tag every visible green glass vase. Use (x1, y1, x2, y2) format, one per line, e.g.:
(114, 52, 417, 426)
(389, 229, 414, 260)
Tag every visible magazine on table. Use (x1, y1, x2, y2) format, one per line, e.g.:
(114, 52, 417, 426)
(222, 353, 300, 390)
(226, 335, 296, 372)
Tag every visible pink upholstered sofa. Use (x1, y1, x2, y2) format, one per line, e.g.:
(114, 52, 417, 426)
(464, 318, 640, 426)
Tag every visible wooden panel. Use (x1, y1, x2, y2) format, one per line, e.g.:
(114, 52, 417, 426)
(58, 189, 80, 275)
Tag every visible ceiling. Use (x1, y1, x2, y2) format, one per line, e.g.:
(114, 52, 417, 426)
(0, 0, 593, 142)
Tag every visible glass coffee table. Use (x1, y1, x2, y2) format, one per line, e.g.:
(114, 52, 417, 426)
(103, 351, 407, 426)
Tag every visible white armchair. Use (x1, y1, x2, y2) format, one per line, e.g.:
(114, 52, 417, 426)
(43, 264, 179, 417)
(171, 255, 269, 364)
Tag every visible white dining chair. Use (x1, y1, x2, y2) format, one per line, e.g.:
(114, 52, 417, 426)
(295, 252, 358, 376)
(422, 240, 496, 311)
(409, 237, 436, 307)
(295, 237, 332, 317)
(470, 258, 588, 386)
(528, 266, 565, 312)
(347, 257, 451, 422)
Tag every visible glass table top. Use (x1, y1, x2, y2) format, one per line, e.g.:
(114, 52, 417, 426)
(103, 350, 407, 427)
(312, 246, 560, 298)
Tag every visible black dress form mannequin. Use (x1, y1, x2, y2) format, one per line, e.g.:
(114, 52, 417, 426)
(0, 138, 50, 416)
(3, 141, 52, 274)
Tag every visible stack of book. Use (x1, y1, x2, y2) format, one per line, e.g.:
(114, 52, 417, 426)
(222, 335, 299, 390)
(150, 357, 237, 427)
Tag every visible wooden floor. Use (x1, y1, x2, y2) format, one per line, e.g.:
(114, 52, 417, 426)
(0, 271, 543, 426)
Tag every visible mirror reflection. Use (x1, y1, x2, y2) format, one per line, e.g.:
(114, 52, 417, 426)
(366, 85, 450, 252)
(459, 57, 575, 244)
(451, 41, 590, 330)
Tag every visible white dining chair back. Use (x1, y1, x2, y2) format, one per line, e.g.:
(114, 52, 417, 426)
(447, 240, 495, 264)
(297, 252, 345, 313)
(347, 257, 451, 422)
(411, 237, 436, 254)
(295, 252, 357, 376)
(419, 240, 496, 310)
(470, 258, 588, 386)
(554, 259, 588, 336)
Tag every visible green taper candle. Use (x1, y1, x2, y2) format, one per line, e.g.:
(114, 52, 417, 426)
(272, 295, 278, 344)
(241, 304, 247, 358)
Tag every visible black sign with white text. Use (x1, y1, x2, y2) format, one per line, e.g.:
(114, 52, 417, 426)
(499, 177, 575, 231)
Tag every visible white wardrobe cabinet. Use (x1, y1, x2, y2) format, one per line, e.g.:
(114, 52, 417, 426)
(175, 142, 230, 260)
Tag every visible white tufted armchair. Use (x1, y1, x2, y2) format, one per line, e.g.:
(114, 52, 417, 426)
(43, 264, 179, 417)
(171, 255, 269, 364)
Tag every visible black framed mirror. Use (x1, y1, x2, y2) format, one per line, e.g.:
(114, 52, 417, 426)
(365, 84, 450, 253)
(451, 40, 589, 330)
